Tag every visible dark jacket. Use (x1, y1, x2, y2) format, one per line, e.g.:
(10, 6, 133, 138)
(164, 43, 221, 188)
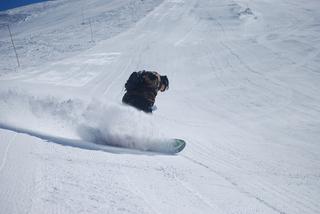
(122, 71, 161, 113)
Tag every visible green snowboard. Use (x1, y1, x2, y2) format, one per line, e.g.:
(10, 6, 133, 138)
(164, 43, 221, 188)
(146, 138, 186, 154)
(171, 138, 186, 153)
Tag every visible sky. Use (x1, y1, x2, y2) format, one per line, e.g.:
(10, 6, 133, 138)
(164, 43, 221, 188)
(0, 0, 48, 11)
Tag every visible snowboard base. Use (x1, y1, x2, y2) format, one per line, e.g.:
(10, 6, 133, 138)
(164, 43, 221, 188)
(78, 126, 186, 154)
(171, 138, 186, 153)
(145, 138, 186, 154)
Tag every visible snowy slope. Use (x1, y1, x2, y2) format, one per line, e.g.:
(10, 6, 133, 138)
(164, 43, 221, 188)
(0, 0, 163, 73)
(1, 0, 320, 213)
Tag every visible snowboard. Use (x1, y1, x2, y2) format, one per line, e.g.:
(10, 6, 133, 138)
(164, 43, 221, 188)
(78, 125, 186, 154)
(170, 138, 186, 153)
(146, 138, 186, 154)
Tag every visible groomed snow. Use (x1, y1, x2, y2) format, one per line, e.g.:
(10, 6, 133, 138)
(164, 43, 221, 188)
(1, 0, 320, 213)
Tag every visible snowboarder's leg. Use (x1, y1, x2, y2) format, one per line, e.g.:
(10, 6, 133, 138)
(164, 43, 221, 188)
(122, 94, 153, 113)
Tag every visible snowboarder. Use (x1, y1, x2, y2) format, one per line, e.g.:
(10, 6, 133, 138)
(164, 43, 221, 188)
(122, 70, 169, 113)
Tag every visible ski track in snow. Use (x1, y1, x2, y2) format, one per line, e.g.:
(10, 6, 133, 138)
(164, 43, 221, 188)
(1, 0, 320, 213)
(0, 133, 16, 173)
(181, 154, 286, 214)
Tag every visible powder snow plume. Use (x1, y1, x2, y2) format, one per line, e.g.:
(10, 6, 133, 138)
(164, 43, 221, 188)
(0, 90, 166, 150)
(77, 101, 166, 150)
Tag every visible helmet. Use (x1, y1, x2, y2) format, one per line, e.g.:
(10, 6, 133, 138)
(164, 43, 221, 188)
(160, 75, 169, 91)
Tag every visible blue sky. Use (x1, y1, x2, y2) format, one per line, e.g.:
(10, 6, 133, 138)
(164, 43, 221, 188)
(0, 0, 48, 11)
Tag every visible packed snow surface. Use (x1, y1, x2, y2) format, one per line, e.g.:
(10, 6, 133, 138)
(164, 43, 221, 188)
(1, 0, 320, 213)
